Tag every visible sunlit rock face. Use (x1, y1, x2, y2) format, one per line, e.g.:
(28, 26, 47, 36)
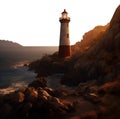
(108, 5, 120, 51)
(71, 24, 109, 54)
(110, 5, 120, 27)
(92, 5, 120, 53)
(78, 4, 120, 58)
(74, 5, 120, 56)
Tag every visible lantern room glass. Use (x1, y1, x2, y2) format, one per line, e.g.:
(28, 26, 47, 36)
(62, 12, 68, 19)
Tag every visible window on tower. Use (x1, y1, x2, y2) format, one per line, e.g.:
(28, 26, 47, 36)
(67, 34, 69, 38)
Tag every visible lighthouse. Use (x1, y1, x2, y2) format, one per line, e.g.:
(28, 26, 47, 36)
(59, 9, 71, 58)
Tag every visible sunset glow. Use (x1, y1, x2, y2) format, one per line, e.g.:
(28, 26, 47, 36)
(0, 0, 119, 46)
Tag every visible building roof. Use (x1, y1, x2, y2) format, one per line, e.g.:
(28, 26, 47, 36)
(62, 9, 68, 14)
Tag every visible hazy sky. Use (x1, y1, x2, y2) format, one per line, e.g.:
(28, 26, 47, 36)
(0, 0, 119, 46)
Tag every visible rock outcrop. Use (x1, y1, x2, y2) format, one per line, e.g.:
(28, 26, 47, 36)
(71, 24, 109, 55)
(28, 78, 47, 88)
(0, 78, 73, 119)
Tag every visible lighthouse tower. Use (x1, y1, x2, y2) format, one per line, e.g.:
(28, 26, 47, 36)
(59, 9, 71, 58)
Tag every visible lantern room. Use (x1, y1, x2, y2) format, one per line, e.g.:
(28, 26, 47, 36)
(59, 9, 70, 21)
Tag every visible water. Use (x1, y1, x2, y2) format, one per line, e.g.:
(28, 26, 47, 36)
(0, 46, 58, 70)
(0, 46, 58, 94)
(46, 73, 64, 89)
(0, 65, 63, 94)
(0, 64, 36, 94)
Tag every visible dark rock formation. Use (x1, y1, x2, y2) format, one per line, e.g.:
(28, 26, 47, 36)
(28, 78, 47, 88)
(29, 53, 70, 77)
(0, 78, 74, 119)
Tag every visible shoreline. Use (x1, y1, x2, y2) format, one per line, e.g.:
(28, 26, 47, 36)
(0, 63, 36, 94)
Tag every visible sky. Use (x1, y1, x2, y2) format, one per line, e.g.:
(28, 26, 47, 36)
(0, 0, 119, 46)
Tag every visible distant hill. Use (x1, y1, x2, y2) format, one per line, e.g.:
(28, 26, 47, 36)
(0, 40, 22, 48)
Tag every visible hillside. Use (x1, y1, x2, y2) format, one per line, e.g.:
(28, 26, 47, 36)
(71, 24, 109, 55)
(62, 5, 120, 86)
(0, 40, 22, 48)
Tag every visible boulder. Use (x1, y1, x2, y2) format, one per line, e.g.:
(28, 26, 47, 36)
(25, 87, 38, 102)
(37, 87, 51, 102)
(44, 87, 55, 96)
(28, 78, 47, 89)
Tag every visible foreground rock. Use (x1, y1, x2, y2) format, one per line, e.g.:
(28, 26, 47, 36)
(0, 78, 74, 119)
(28, 77, 47, 88)
(0, 77, 120, 119)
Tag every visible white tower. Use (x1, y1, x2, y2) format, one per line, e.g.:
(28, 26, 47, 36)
(59, 9, 71, 58)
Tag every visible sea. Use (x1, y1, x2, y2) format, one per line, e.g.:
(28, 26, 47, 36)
(0, 46, 59, 94)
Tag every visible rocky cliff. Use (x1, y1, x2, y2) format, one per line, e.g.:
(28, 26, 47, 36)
(62, 5, 120, 86)
(71, 24, 109, 54)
